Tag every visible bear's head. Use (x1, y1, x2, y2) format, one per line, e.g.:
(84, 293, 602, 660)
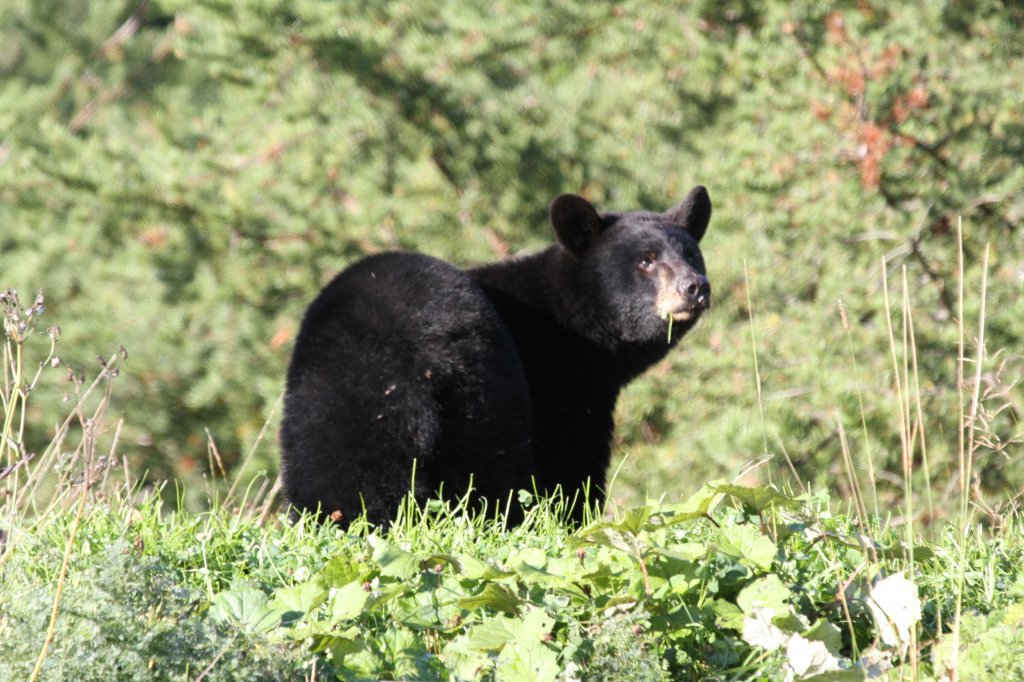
(549, 185, 711, 345)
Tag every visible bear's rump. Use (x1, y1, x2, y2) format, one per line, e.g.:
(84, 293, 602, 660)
(281, 253, 535, 523)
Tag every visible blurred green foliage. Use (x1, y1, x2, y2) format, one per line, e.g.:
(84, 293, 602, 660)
(1, 0, 1021, 514)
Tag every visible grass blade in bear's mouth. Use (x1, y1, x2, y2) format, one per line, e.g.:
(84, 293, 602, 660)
(668, 308, 696, 321)
(660, 308, 697, 344)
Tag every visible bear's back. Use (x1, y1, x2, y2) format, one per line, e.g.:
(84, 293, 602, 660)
(289, 253, 498, 379)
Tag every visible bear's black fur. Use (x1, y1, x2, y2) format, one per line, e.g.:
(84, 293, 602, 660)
(280, 186, 712, 526)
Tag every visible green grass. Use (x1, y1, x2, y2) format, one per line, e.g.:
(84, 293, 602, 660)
(3, 477, 1024, 680)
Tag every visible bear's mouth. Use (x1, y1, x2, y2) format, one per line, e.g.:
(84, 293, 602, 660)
(663, 306, 704, 322)
(659, 293, 710, 322)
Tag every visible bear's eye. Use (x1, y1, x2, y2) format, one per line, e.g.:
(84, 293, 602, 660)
(637, 253, 657, 272)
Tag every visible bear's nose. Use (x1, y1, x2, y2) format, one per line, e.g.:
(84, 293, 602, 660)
(683, 277, 711, 309)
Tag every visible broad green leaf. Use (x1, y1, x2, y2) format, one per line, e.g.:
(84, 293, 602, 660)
(510, 551, 568, 588)
(545, 555, 586, 579)
(575, 509, 647, 541)
(458, 582, 522, 615)
(465, 614, 520, 651)
(508, 547, 547, 568)
(620, 505, 653, 534)
(737, 574, 792, 616)
(495, 608, 559, 682)
(717, 524, 778, 572)
(658, 480, 728, 524)
(930, 608, 1024, 680)
(325, 634, 363, 660)
(330, 580, 371, 621)
(457, 554, 514, 581)
(804, 619, 844, 655)
(513, 562, 566, 587)
(648, 552, 701, 597)
(333, 640, 385, 680)
(580, 550, 626, 581)
(658, 542, 708, 562)
(444, 635, 496, 681)
(497, 637, 560, 682)
(517, 607, 555, 640)
(393, 590, 447, 630)
(209, 586, 279, 636)
(571, 526, 637, 555)
(774, 611, 811, 634)
(715, 484, 802, 513)
(711, 599, 746, 630)
(269, 578, 329, 625)
(386, 626, 439, 681)
(371, 537, 422, 579)
(541, 592, 573, 611)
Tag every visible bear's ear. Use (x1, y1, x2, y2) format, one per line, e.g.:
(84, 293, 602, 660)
(664, 185, 712, 243)
(550, 194, 604, 255)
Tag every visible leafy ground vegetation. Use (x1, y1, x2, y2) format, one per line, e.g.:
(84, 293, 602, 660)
(4, 474, 1024, 681)
(1, 0, 1023, 679)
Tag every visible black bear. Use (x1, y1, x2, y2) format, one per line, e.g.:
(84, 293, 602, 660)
(280, 186, 712, 526)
